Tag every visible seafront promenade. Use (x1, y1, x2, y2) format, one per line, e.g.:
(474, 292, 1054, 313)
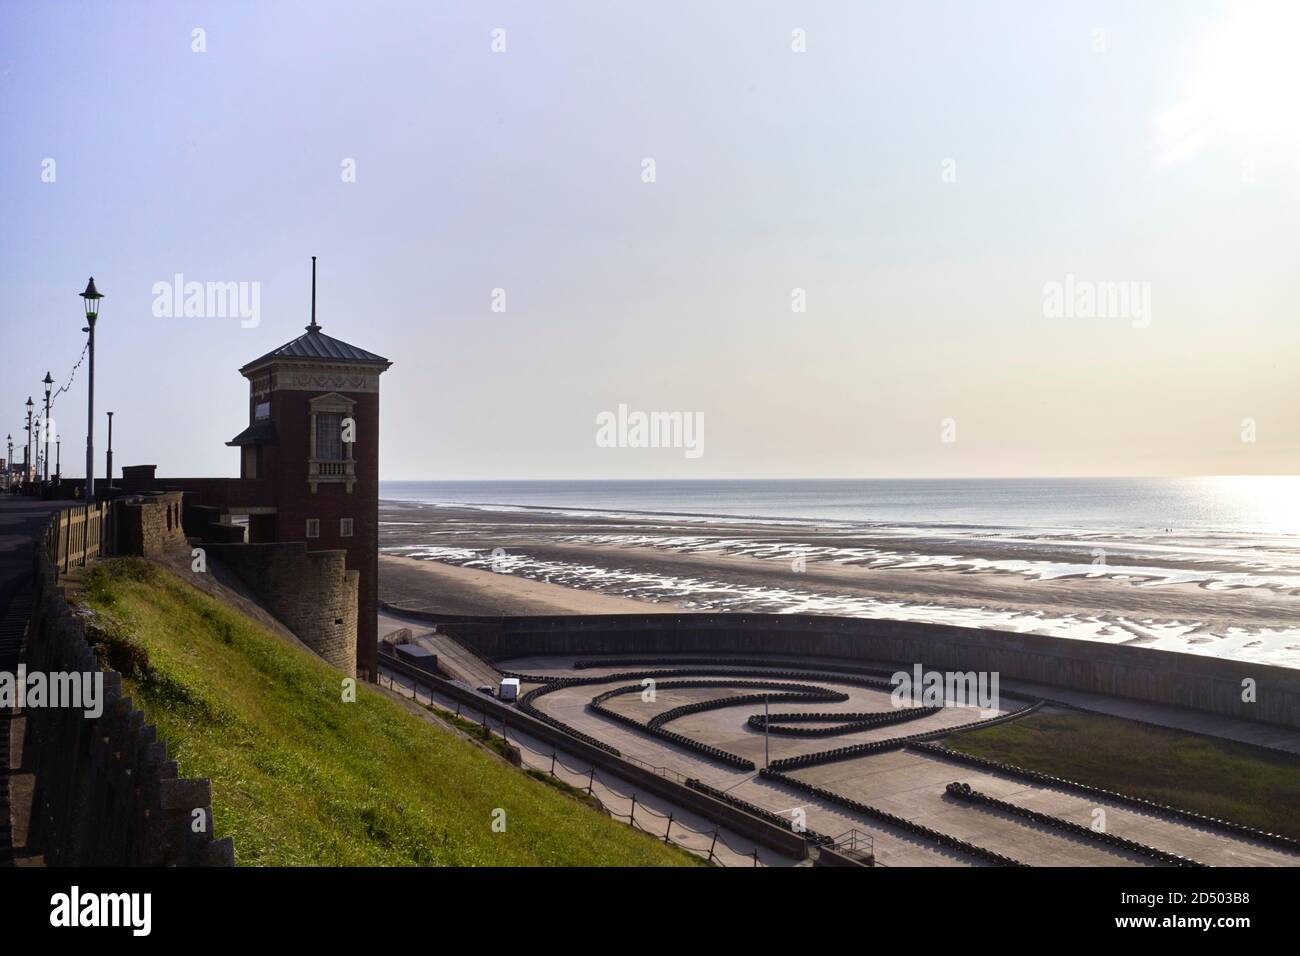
(0, 498, 61, 866)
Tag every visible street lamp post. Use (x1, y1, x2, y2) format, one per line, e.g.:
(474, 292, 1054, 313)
(24, 396, 33, 491)
(106, 411, 114, 489)
(42, 371, 53, 485)
(56, 434, 61, 484)
(81, 277, 102, 502)
(5, 435, 11, 491)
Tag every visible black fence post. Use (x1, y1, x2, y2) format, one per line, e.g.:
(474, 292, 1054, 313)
(708, 830, 719, 863)
(664, 813, 673, 843)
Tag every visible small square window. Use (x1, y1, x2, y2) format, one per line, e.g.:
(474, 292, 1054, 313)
(306, 518, 320, 539)
(340, 518, 354, 538)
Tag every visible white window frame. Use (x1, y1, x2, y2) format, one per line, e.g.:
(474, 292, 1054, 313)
(340, 518, 353, 538)
(306, 518, 320, 539)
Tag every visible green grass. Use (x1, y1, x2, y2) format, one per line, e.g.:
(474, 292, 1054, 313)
(944, 708, 1300, 840)
(75, 557, 699, 867)
(525, 770, 606, 813)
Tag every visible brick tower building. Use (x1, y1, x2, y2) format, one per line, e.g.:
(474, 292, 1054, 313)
(226, 259, 392, 679)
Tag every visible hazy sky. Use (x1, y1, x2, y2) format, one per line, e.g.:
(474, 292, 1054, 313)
(2, 0, 1296, 480)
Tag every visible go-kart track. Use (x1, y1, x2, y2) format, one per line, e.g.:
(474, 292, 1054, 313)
(498, 653, 1300, 868)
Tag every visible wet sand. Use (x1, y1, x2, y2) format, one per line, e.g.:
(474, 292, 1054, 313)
(378, 500, 1300, 667)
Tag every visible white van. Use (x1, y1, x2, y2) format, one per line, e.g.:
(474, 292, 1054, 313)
(498, 678, 520, 702)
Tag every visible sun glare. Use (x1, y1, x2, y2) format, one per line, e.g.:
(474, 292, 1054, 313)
(1153, 1, 1300, 166)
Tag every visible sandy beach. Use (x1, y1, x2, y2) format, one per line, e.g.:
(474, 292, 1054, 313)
(378, 500, 1300, 668)
(380, 553, 675, 616)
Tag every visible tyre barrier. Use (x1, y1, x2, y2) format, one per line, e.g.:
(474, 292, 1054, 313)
(514, 667, 863, 728)
(760, 768, 1028, 867)
(590, 701, 754, 769)
(566, 656, 1044, 705)
(914, 742, 1300, 854)
(589, 678, 846, 711)
(652, 692, 842, 732)
(767, 702, 1042, 771)
(587, 678, 849, 771)
(514, 668, 851, 768)
(684, 778, 834, 847)
(506, 665, 903, 693)
(516, 684, 622, 756)
(514, 664, 1038, 778)
(747, 706, 941, 737)
(574, 656, 897, 688)
(944, 782, 1207, 867)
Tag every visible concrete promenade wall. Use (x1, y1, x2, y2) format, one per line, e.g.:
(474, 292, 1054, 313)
(385, 609, 1300, 731)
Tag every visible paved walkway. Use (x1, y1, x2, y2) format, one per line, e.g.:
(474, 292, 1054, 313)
(378, 608, 503, 688)
(0, 497, 61, 867)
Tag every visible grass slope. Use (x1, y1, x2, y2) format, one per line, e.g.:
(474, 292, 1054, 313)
(76, 558, 697, 867)
(944, 708, 1300, 840)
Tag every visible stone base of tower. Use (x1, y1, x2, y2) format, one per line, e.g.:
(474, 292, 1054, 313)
(202, 542, 359, 678)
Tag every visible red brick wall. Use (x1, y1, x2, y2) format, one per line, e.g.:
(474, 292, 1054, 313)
(262, 384, 380, 680)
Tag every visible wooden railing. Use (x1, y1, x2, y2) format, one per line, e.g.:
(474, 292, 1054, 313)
(43, 501, 114, 580)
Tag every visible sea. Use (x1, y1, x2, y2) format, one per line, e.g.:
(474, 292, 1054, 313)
(379, 477, 1300, 538)
(378, 477, 1300, 665)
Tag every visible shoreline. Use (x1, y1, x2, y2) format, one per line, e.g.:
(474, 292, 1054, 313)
(379, 553, 676, 617)
(381, 495, 1300, 542)
(378, 500, 1300, 669)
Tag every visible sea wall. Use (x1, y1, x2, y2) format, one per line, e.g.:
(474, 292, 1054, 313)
(23, 523, 235, 866)
(204, 542, 358, 678)
(385, 609, 1300, 731)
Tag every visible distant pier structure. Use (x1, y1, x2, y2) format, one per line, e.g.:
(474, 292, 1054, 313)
(122, 259, 392, 679)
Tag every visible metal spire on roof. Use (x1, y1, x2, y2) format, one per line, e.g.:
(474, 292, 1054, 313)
(306, 255, 320, 333)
